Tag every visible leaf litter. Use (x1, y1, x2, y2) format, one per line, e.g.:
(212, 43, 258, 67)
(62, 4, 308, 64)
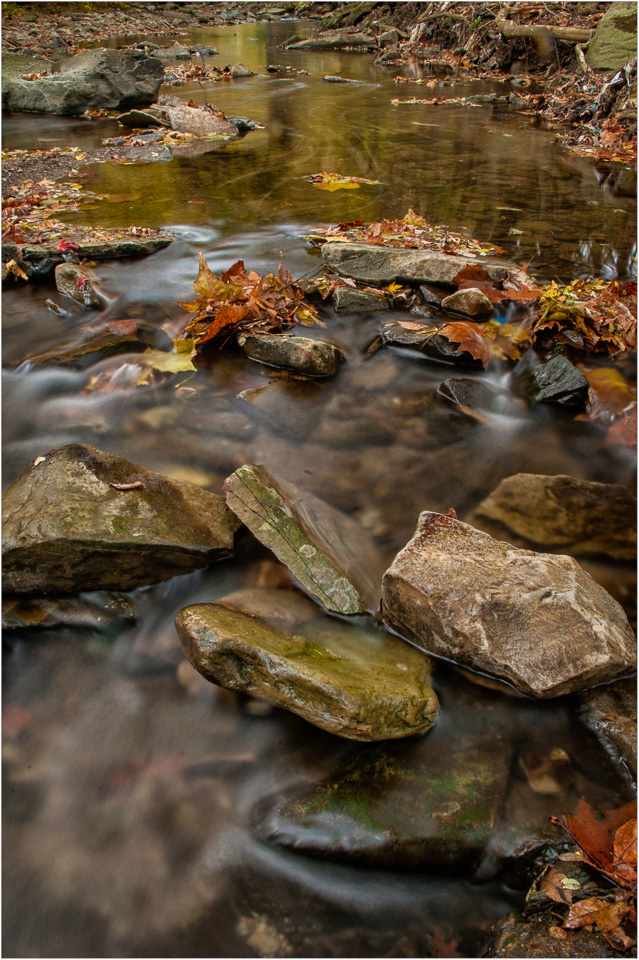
(305, 171, 382, 191)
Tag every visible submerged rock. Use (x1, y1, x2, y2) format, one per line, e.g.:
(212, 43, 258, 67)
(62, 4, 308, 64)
(381, 320, 482, 366)
(468, 473, 637, 562)
(322, 242, 531, 286)
(224, 464, 384, 615)
(381, 512, 636, 698)
(254, 731, 510, 870)
(578, 679, 637, 781)
(437, 378, 522, 415)
(2, 444, 240, 594)
(441, 287, 495, 318)
(332, 286, 389, 313)
(2, 592, 135, 631)
(515, 351, 590, 407)
(237, 333, 342, 377)
(176, 588, 438, 740)
(487, 909, 624, 957)
(2, 48, 163, 115)
(154, 42, 190, 59)
(54, 263, 107, 309)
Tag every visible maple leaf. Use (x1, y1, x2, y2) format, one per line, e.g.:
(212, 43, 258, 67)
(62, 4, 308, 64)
(436, 321, 497, 367)
(551, 797, 637, 888)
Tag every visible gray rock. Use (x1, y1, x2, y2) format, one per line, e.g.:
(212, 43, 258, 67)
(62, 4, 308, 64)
(54, 263, 107, 309)
(441, 287, 495, 318)
(468, 473, 637, 562)
(3, 48, 163, 116)
(229, 63, 254, 77)
(116, 107, 170, 128)
(155, 42, 190, 59)
(254, 731, 510, 870)
(515, 351, 590, 407)
(586, 2, 637, 69)
(437, 378, 521, 415)
(2, 444, 240, 594)
(224, 464, 384, 615)
(176, 587, 438, 740)
(323, 75, 357, 82)
(578, 679, 637, 781)
(2, 592, 135, 631)
(322, 242, 531, 286)
(332, 286, 389, 313)
(381, 511, 637, 698)
(378, 29, 399, 47)
(1, 53, 54, 81)
(237, 333, 342, 377)
(167, 103, 238, 138)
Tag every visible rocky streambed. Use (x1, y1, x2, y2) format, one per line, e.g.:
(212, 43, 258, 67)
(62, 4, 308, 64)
(2, 8, 637, 960)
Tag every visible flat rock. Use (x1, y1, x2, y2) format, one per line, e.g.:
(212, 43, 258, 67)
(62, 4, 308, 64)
(237, 333, 341, 377)
(2, 233, 173, 279)
(2, 592, 135, 631)
(332, 286, 389, 313)
(515, 351, 589, 407)
(468, 473, 637, 562)
(155, 42, 191, 59)
(167, 103, 238, 138)
(2, 48, 163, 115)
(224, 464, 384, 615)
(322, 242, 531, 287)
(323, 75, 357, 82)
(437, 378, 522, 415)
(578, 679, 637, 780)
(381, 512, 636, 698)
(253, 731, 510, 870)
(54, 263, 107, 309)
(2, 444, 240, 595)
(176, 587, 438, 740)
(381, 321, 482, 366)
(441, 287, 494, 318)
(586, 2, 637, 69)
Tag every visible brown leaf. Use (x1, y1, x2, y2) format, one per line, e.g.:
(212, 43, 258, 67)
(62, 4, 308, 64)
(437, 321, 496, 367)
(563, 896, 632, 933)
(612, 818, 637, 886)
(551, 798, 637, 886)
(606, 408, 637, 448)
(109, 481, 145, 490)
(539, 866, 576, 905)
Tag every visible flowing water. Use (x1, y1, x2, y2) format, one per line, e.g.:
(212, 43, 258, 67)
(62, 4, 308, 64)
(2, 20, 637, 958)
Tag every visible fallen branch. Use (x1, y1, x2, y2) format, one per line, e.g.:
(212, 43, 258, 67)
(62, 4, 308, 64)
(496, 20, 593, 43)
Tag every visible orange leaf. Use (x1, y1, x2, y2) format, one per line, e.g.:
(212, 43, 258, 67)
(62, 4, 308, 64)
(564, 896, 632, 933)
(612, 818, 637, 886)
(437, 321, 496, 367)
(551, 798, 637, 886)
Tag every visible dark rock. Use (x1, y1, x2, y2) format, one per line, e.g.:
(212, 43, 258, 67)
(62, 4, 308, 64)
(254, 731, 510, 871)
(224, 464, 385, 615)
(381, 511, 637, 698)
(437, 378, 521, 415)
(54, 263, 107, 309)
(378, 29, 399, 46)
(3, 48, 163, 115)
(2, 444, 240, 594)
(332, 286, 389, 313)
(381, 321, 482, 366)
(176, 587, 438, 740)
(323, 241, 532, 286)
(515, 350, 590, 408)
(468, 473, 637, 562)
(2, 592, 135, 631)
(237, 333, 342, 377)
(226, 115, 260, 131)
(441, 287, 495, 318)
(578, 679, 637, 781)
(2, 233, 172, 279)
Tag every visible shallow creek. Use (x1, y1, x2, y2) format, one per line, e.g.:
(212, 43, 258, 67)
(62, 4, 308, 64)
(2, 20, 637, 958)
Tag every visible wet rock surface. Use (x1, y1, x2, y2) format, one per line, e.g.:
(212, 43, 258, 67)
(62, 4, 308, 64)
(2, 48, 163, 115)
(332, 285, 389, 313)
(487, 910, 626, 958)
(254, 730, 511, 870)
(2, 592, 135, 631)
(2, 233, 173, 279)
(515, 351, 590, 407)
(176, 587, 438, 740)
(224, 464, 384, 615)
(381, 320, 482, 365)
(578, 679, 637, 781)
(468, 473, 637, 562)
(167, 103, 239, 138)
(237, 333, 342, 377)
(2, 444, 240, 594)
(441, 287, 495, 318)
(54, 263, 108, 310)
(381, 512, 637, 697)
(437, 377, 522, 415)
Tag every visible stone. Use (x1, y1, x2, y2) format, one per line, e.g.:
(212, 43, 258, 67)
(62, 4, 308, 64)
(1, 53, 54, 82)
(116, 107, 170, 128)
(167, 104, 238, 138)
(468, 474, 637, 562)
(437, 378, 522, 416)
(176, 588, 438, 740)
(286, 31, 377, 51)
(578, 679, 637, 781)
(229, 63, 253, 77)
(237, 333, 342, 377)
(2, 444, 240, 594)
(254, 731, 510, 870)
(2, 593, 135, 631)
(323, 75, 357, 82)
(381, 511, 637, 698)
(586, 2, 637, 69)
(332, 286, 389, 313)
(54, 263, 107, 309)
(224, 464, 384, 615)
(487, 911, 624, 957)
(238, 380, 324, 440)
(441, 287, 495, 318)
(378, 29, 399, 46)
(23, 318, 170, 371)
(154, 42, 191, 59)
(322, 242, 532, 287)
(2, 233, 173, 279)
(381, 321, 482, 366)
(515, 350, 590, 408)
(2, 48, 163, 115)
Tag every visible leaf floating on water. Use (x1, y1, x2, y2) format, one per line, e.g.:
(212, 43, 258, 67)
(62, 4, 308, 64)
(305, 171, 381, 191)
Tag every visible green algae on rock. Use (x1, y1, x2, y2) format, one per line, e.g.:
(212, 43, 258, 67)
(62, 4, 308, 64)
(2, 444, 240, 595)
(224, 464, 384, 615)
(175, 588, 438, 741)
(253, 731, 510, 870)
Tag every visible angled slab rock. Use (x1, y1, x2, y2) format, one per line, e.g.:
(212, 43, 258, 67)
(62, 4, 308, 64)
(176, 588, 438, 740)
(578, 679, 637, 781)
(381, 512, 636, 698)
(322, 242, 531, 287)
(2, 444, 240, 595)
(237, 333, 341, 377)
(253, 730, 510, 870)
(224, 464, 384, 615)
(468, 473, 637, 562)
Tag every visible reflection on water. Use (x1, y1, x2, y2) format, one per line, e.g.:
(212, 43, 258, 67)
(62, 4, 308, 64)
(2, 18, 636, 959)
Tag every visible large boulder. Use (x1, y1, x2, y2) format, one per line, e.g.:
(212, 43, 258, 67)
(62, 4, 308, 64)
(2, 48, 163, 115)
(176, 587, 439, 740)
(586, 2, 637, 70)
(381, 511, 636, 698)
(2, 444, 240, 594)
(322, 242, 531, 286)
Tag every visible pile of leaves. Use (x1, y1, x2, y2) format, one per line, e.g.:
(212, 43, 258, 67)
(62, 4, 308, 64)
(176, 253, 320, 351)
(546, 798, 637, 952)
(305, 171, 381, 192)
(163, 63, 234, 85)
(390, 95, 508, 107)
(307, 209, 504, 257)
(533, 278, 636, 354)
(2, 179, 101, 243)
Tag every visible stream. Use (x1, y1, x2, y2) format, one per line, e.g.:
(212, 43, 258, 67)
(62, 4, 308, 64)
(2, 19, 637, 959)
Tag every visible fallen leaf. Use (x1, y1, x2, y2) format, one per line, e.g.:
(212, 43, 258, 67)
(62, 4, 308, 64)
(109, 481, 145, 490)
(306, 171, 381, 191)
(551, 798, 637, 888)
